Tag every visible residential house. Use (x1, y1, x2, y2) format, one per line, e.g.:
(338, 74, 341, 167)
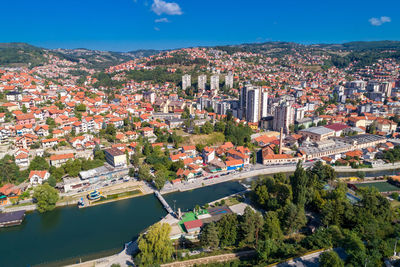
(50, 153, 74, 167)
(15, 149, 30, 167)
(29, 170, 50, 185)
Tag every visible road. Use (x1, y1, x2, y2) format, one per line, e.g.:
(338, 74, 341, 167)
(160, 162, 306, 194)
(274, 248, 346, 267)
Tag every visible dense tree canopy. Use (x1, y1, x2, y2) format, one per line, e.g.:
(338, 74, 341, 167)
(33, 183, 59, 213)
(136, 223, 173, 266)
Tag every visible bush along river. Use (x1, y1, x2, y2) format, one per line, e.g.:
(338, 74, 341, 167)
(0, 181, 245, 267)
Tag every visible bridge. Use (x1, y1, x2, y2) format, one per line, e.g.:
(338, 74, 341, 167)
(154, 191, 174, 214)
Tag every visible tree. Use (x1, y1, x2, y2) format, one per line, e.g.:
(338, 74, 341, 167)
(138, 165, 152, 181)
(0, 155, 21, 184)
(214, 121, 226, 132)
(239, 207, 264, 247)
(46, 117, 56, 127)
(136, 223, 173, 266)
(290, 162, 308, 207)
(131, 154, 140, 168)
(319, 251, 344, 267)
(154, 170, 167, 190)
(94, 150, 105, 161)
(343, 231, 367, 267)
(310, 161, 336, 183)
(200, 222, 220, 250)
(47, 175, 57, 187)
(216, 214, 238, 247)
(75, 103, 86, 112)
(196, 143, 205, 153)
(262, 211, 283, 240)
(105, 124, 116, 141)
(201, 121, 214, 134)
(28, 156, 49, 171)
(280, 203, 306, 234)
(256, 239, 278, 262)
(64, 159, 82, 177)
(33, 183, 59, 213)
(276, 183, 292, 206)
(193, 126, 201, 134)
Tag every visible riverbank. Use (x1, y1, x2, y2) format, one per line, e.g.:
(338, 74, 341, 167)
(161, 162, 400, 196)
(1, 180, 152, 213)
(5, 162, 399, 215)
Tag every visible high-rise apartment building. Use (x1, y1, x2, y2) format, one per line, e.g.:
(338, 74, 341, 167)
(241, 84, 268, 122)
(261, 90, 268, 118)
(225, 72, 234, 89)
(182, 74, 191, 90)
(273, 101, 294, 134)
(246, 87, 260, 123)
(198, 75, 207, 92)
(210, 75, 219, 92)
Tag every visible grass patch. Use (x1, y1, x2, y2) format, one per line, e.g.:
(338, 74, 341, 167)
(94, 190, 141, 203)
(224, 196, 241, 206)
(391, 200, 400, 208)
(5, 202, 33, 209)
(182, 132, 225, 146)
(355, 182, 399, 192)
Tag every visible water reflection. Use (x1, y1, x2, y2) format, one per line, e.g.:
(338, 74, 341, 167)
(39, 208, 62, 231)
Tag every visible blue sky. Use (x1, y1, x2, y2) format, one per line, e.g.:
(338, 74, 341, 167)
(1, 0, 399, 51)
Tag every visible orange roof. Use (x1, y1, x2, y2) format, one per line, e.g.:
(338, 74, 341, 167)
(225, 159, 244, 166)
(29, 170, 48, 179)
(263, 154, 293, 159)
(50, 153, 74, 161)
(345, 150, 363, 158)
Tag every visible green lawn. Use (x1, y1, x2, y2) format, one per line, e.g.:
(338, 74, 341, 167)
(356, 182, 399, 192)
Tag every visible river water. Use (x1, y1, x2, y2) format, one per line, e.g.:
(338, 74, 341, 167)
(0, 181, 245, 267)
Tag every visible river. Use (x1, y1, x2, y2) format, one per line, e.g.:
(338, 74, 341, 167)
(0, 181, 245, 267)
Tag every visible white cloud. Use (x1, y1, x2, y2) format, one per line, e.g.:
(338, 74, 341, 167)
(154, 27, 160, 31)
(155, 17, 169, 23)
(151, 0, 182, 15)
(369, 16, 391, 26)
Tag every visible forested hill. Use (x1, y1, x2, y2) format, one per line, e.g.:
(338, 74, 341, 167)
(0, 42, 48, 68)
(0, 43, 160, 69)
(1, 41, 400, 70)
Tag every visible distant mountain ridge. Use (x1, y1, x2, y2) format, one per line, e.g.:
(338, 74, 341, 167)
(0, 40, 400, 69)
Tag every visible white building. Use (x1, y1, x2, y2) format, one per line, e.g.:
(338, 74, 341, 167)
(210, 75, 219, 92)
(182, 74, 191, 90)
(198, 75, 207, 92)
(225, 72, 233, 89)
(261, 90, 268, 118)
(29, 170, 50, 186)
(246, 87, 260, 123)
(273, 101, 294, 134)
